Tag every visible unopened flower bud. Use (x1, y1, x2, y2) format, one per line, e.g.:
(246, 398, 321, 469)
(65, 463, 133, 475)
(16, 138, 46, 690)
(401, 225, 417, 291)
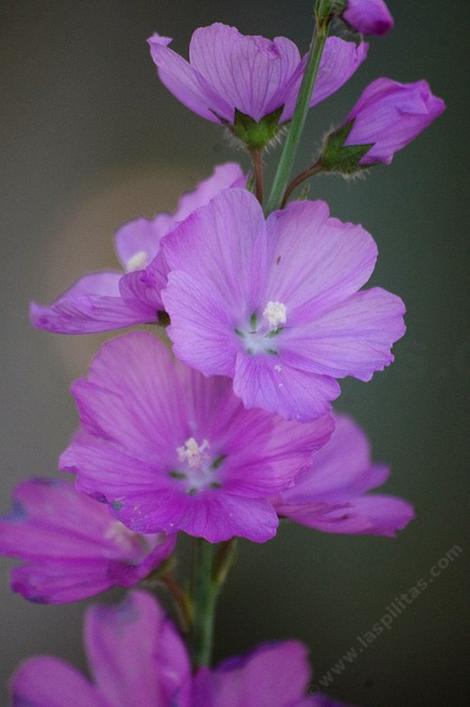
(342, 0, 394, 36)
(321, 77, 445, 173)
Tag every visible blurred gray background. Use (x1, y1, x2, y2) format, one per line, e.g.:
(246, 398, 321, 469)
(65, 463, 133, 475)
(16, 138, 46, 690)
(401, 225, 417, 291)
(1, 1, 469, 705)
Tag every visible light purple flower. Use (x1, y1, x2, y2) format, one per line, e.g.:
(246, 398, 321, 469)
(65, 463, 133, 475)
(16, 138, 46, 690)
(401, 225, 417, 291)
(11, 590, 352, 707)
(148, 23, 368, 126)
(161, 189, 406, 422)
(344, 78, 446, 165)
(10, 591, 192, 707)
(343, 0, 394, 36)
(0, 478, 175, 604)
(30, 163, 245, 335)
(60, 332, 334, 543)
(274, 415, 415, 537)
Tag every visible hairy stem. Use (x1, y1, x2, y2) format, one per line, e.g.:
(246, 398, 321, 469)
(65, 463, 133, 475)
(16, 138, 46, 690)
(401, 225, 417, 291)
(281, 160, 323, 207)
(266, 7, 331, 213)
(250, 149, 265, 205)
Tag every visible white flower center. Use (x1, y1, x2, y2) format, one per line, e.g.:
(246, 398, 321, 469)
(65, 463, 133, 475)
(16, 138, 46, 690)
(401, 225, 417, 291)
(126, 250, 149, 272)
(263, 301, 287, 329)
(177, 437, 210, 469)
(171, 438, 224, 495)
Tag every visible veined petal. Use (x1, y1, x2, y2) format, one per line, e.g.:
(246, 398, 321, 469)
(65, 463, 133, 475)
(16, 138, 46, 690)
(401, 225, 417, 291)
(189, 23, 301, 122)
(282, 38, 368, 121)
(30, 272, 153, 334)
(266, 200, 378, 321)
(281, 288, 406, 381)
(148, 33, 221, 122)
(234, 352, 340, 422)
(69, 333, 189, 463)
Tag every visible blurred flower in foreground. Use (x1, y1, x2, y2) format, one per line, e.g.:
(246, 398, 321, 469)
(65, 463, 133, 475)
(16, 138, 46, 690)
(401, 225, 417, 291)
(0, 478, 175, 603)
(30, 163, 244, 334)
(148, 23, 367, 149)
(10, 590, 353, 706)
(342, 0, 394, 36)
(274, 414, 415, 537)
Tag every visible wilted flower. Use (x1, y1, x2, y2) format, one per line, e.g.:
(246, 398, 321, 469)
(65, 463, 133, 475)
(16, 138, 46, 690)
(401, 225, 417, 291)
(162, 189, 406, 421)
(0, 478, 175, 603)
(30, 163, 244, 334)
(60, 332, 333, 543)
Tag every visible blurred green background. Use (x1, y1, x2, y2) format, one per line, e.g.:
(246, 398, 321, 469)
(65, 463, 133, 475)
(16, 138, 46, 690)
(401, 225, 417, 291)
(1, 1, 468, 704)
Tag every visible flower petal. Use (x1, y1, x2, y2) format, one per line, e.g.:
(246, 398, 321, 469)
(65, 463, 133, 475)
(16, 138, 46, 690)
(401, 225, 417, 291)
(148, 33, 221, 122)
(266, 200, 378, 321)
(86, 591, 191, 707)
(189, 23, 301, 122)
(193, 641, 311, 707)
(30, 272, 153, 334)
(10, 657, 102, 707)
(282, 38, 368, 121)
(282, 287, 406, 381)
(234, 352, 340, 422)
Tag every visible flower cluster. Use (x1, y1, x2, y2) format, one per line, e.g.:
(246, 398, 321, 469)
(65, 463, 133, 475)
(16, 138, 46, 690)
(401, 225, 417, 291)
(3, 2, 444, 704)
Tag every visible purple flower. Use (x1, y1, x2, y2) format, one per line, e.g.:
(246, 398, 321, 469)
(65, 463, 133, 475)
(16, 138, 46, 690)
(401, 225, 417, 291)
(60, 332, 334, 543)
(343, 78, 446, 165)
(11, 590, 352, 707)
(148, 24, 367, 129)
(0, 478, 175, 604)
(10, 591, 192, 707)
(274, 415, 415, 537)
(161, 189, 406, 422)
(343, 0, 394, 36)
(30, 163, 245, 335)
(192, 640, 352, 706)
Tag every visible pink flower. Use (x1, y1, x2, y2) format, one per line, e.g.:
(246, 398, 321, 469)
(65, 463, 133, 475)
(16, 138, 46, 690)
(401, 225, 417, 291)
(343, 0, 394, 36)
(148, 24, 367, 129)
(0, 478, 175, 603)
(10, 590, 353, 706)
(30, 163, 245, 334)
(60, 332, 333, 543)
(162, 189, 406, 422)
(343, 78, 446, 166)
(274, 415, 415, 537)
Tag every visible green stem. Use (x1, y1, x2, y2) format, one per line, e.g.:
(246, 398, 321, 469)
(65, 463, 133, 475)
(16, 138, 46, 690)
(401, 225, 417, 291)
(266, 7, 331, 214)
(250, 149, 265, 205)
(190, 539, 218, 667)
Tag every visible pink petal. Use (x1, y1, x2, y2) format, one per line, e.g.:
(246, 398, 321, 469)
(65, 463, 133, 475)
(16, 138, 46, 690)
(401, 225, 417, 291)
(282, 287, 406, 381)
(30, 272, 153, 334)
(266, 200, 378, 322)
(189, 23, 301, 122)
(148, 33, 221, 122)
(234, 352, 340, 422)
(10, 657, 103, 707)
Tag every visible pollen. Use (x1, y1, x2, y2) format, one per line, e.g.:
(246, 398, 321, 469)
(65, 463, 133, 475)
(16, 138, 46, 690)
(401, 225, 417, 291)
(177, 437, 210, 469)
(263, 301, 287, 328)
(126, 250, 149, 272)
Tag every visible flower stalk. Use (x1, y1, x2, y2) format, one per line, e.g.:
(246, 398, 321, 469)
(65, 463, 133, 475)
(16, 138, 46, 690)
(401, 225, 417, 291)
(190, 539, 219, 667)
(266, 1, 332, 213)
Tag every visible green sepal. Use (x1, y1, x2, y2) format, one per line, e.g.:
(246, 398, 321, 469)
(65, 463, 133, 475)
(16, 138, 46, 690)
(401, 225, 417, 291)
(231, 106, 284, 150)
(321, 121, 374, 175)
